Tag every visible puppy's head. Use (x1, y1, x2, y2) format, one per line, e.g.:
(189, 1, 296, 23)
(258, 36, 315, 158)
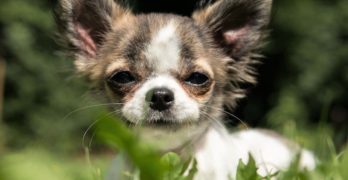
(56, 0, 271, 131)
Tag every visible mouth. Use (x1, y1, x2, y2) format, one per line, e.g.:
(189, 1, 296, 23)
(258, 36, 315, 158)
(125, 118, 186, 129)
(122, 118, 209, 151)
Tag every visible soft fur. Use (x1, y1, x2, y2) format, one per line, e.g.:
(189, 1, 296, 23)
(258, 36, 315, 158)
(55, 0, 316, 179)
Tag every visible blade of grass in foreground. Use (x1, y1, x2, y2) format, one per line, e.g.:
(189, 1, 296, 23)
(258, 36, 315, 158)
(95, 113, 168, 180)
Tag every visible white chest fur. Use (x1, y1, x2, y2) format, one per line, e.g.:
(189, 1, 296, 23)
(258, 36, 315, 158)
(192, 126, 316, 180)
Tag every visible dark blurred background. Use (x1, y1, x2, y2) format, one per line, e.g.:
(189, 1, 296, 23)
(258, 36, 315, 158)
(0, 0, 347, 155)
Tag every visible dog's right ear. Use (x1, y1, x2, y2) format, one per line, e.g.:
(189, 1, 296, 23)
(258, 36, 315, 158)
(55, 0, 130, 73)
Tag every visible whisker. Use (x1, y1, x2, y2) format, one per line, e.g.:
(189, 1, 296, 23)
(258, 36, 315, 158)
(82, 118, 101, 148)
(203, 105, 249, 129)
(82, 110, 122, 148)
(200, 111, 225, 129)
(82, 106, 147, 149)
(62, 102, 125, 121)
(88, 131, 96, 148)
(200, 111, 246, 157)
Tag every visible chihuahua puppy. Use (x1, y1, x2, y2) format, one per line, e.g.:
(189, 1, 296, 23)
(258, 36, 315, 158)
(56, 0, 316, 179)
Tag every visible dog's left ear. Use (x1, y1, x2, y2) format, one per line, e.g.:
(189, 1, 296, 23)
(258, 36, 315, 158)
(193, 0, 272, 108)
(193, 0, 272, 59)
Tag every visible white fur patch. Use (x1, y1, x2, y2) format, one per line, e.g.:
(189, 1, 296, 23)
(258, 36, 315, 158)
(145, 21, 180, 73)
(233, 130, 293, 176)
(194, 126, 239, 180)
(122, 75, 199, 124)
(193, 128, 317, 180)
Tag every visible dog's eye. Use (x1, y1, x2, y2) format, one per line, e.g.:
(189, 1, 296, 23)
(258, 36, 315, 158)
(185, 72, 209, 85)
(108, 71, 136, 85)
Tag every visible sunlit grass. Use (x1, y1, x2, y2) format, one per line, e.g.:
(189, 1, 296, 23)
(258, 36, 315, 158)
(1, 113, 347, 180)
(0, 148, 110, 180)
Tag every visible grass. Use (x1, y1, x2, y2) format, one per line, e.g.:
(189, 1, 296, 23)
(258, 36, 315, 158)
(0, 112, 347, 180)
(0, 148, 110, 180)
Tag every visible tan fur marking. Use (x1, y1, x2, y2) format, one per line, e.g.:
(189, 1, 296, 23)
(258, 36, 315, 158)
(105, 61, 128, 76)
(194, 59, 214, 79)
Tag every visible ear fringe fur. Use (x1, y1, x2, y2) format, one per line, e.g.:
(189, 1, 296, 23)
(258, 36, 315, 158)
(55, 0, 117, 54)
(54, 0, 130, 76)
(193, 0, 272, 109)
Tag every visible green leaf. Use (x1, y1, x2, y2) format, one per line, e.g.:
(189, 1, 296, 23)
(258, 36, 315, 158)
(236, 154, 262, 180)
(161, 152, 182, 168)
(161, 152, 183, 180)
(181, 159, 198, 180)
(95, 112, 167, 180)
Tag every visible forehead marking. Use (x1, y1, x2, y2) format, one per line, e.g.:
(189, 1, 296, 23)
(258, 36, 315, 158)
(145, 21, 180, 73)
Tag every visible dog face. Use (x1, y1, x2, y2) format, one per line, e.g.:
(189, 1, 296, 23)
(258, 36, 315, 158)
(56, 0, 271, 129)
(101, 15, 229, 128)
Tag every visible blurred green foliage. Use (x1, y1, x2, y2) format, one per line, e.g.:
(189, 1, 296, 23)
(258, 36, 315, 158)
(0, 0, 103, 151)
(96, 113, 167, 180)
(262, 0, 348, 146)
(2, 114, 348, 180)
(0, 148, 109, 180)
(0, 0, 347, 179)
(95, 114, 198, 180)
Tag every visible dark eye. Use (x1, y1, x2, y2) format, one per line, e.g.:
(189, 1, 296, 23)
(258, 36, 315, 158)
(185, 72, 209, 85)
(108, 71, 136, 85)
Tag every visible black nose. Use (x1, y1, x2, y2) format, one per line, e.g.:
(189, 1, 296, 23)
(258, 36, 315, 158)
(147, 88, 174, 111)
